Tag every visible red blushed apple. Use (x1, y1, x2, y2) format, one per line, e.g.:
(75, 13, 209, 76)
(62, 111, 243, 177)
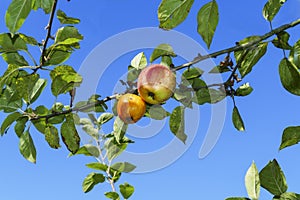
(117, 93, 146, 124)
(137, 64, 176, 104)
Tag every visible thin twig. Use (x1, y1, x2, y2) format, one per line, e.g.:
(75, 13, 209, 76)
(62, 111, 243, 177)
(174, 18, 300, 71)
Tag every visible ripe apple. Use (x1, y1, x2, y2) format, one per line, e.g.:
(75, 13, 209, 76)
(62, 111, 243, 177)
(117, 93, 146, 124)
(137, 64, 176, 104)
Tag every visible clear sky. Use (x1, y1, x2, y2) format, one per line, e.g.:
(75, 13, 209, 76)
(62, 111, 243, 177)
(0, 0, 300, 200)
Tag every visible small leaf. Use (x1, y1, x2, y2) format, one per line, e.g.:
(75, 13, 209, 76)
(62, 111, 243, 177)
(145, 105, 170, 120)
(289, 40, 300, 69)
(14, 117, 28, 137)
(45, 125, 60, 149)
(105, 192, 120, 200)
(5, 0, 32, 34)
(279, 126, 300, 150)
(150, 43, 176, 63)
(263, 0, 287, 22)
(182, 67, 203, 81)
(130, 52, 147, 70)
(1, 112, 22, 135)
(279, 58, 300, 96)
(2, 52, 29, 66)
(85, 162, 108, 172)
(245, 161, 260, 200)
(105, 138, 127, 161)
(82, 172, 105, 193)
(197, 0, 219, 48)
(29, 79, 47, 104)
(235, 42, 268, 78)
(44, 49, 71, 66)
(111, 162, 136, 173)
(169, 106, 187, 143)
(232, 106, 245, 131)
(69, 144, 99, 157)
(98, 113, 114, 125)
(0, 33, 27, 52)
(209, 65, 231, 73)
(113, 117, 128, 144)
(55, 26, 83, 44)
(32, 0, 54, 14)
(61, 115, 80, 153)
(273, 193, 300, 200)
(259, 159, 287, 196)
(19, 130, 36, 163)
(235, 83, 253, 96)
(272, 31, 292, 50)
(18, 33, 39, 46)
(57, 10, 80, 24)
(158, 0, 194, 30)
(119, 183, 134, 199)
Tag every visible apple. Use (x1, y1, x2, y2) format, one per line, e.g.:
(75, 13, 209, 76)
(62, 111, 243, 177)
(117, 93, 146, 124)
(137, 64, 176, 104)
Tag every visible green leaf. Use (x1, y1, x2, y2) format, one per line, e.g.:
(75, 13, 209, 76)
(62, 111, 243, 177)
(57, 10, 80, 24)
(19, 130, 36, 163)
(158, 0, 194, 30)
(272, 31, 292, 50)
(0, 33, 27, 52)
(173, 88, 193, 108)
(1, 112, 22, 135)
(18, 33, 39, 46)
(273, 192, 300, 200)
(32, 0, 54, 14)
(82, 172, 105, 193)
(29, 79, 47, 104)
(113, 117, 128, 144)
(279, 126, 300, 150)
(193, 86, 226, 105)
(2, 52, 29, 66)
(61, 115, 80, 153)
(5, 0, 32, 34)
(279, 58, 300, 96)
(150, 43, 176, 63)
(182, 67, 203, 81)
(197, 0, 219, 49)
(111, 162, 136, 173)
(55, 26, 83, 44)
(232, 106, 245, 131)
(259, 159, 287, 196)
(161, 55, 173, 67)
(14, 74, 40, 103)
(119, 183, 134, 199)
(97, 113, 114, 125)
(105, 192, 120, 200)
(43, 49, 71, 66)
(289, 40, 300, 69)
(209, 65, 231, 73)
(85, 162, 108, 172)
(14, 117, 28, 137)
(225, 198, 250, 200)
(245, 161, 260, 200)
(69, 144, 99, 157)
(235, 42, 268, 78)
(145, 105, 170, 120)
(263, 0, 287, 22)
(105, 138, 127, 161)
(169, 106, 187, 143)
(130, 52, 147, 70)
(45, 125, 60, 149)
(32, 118, 47, 134)
(127, 66, 140, 82)
(235, 83, 253, 96)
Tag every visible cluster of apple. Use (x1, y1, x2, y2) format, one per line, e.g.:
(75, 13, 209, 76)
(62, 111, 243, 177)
(117, 64, 176, 124)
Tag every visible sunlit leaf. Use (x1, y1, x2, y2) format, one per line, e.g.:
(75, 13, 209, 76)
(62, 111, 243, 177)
(2, 52, 29, 66)
(111, 162, 136, 173)
(279, 58, 300, 96)
(158, 0, 194, 30)
(289, 40, 300, 69)
(259, 159, 287, 196)
(105, 192, 120, 200)
(85, 162, 108, 172)
(235, 83, 253, 96)
(5, 0, 32, 34)
(97, 113, 114, 125)
(263, 0, 287, 22)
(82, 172, 105, 193)
(57, 9, 80, 24)
(113, 117, 128, 144)
(232, 106, 245, 131)
(0, 33, 27, 52)
(69, 144, 99, 157)
(29, 79, 47, 104)
(150, 43, 176, 63)
(119, 183, 134, 199)
(245, 161, 260, 200)
(279, 126, 300, 150)
(169, 106, 187, 143)
(1, 112, 21, 135)
(19, 130, 36, 163)
(197, 0, 219, 48)
(272, 31, 292, 50)
(130, 52, 147, 70)
(105, 138, 127, 161)
(45, 125, 60, 149)
(273, 192, 300, 200)
(145, 104, 170, 120)
(14, 117, 28, 137)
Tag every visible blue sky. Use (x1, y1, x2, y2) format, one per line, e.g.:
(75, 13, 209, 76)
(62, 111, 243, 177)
(0, 0, 300, 199)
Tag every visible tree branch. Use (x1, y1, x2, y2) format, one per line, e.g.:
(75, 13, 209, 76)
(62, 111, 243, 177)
(39, 0, 58, 68)
(174, 18, 300, 71)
